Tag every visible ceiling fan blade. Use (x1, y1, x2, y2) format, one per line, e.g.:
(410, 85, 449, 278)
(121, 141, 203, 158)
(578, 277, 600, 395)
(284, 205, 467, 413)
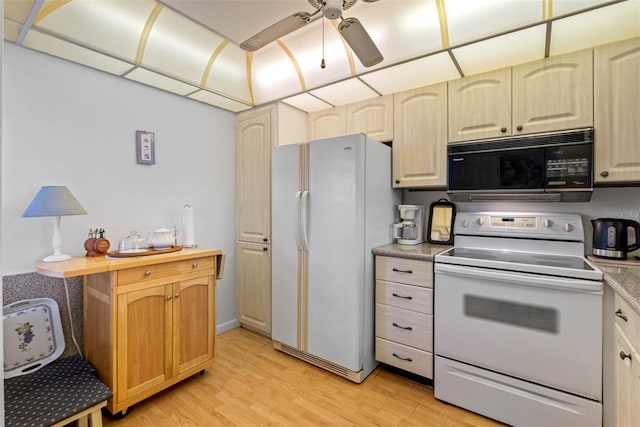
(240, 12, 313, 52)
(338, 17, 383, 67)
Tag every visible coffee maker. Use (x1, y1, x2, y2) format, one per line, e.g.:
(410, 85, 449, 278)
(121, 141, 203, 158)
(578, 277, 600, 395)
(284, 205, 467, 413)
(392, 205, 425, 245)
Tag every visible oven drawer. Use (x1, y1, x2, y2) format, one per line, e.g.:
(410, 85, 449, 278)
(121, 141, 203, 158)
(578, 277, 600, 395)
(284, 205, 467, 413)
(375, 338, 433, 378)
(376, 257, 432, 288)
(376, 281, 432, 314)
(375, 304, 432, 351)
(614, 293, 640, 350)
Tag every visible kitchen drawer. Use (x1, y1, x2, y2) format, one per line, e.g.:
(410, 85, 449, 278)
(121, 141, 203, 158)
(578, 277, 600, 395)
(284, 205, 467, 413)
(375, 337, 433, 378)
(376, 280, 432, 314)
(376, 256, 432, 288)
(614, 293, 640, 351)
(375, 304, 432, 351)
(117, 256, 215, 286)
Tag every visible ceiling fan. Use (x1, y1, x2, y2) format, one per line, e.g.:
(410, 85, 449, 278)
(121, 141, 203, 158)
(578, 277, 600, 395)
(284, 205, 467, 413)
(240, 0, 383, 67)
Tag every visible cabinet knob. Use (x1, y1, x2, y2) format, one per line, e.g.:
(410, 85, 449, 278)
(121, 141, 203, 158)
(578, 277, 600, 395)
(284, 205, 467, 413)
(263, 247, 268, 251)
(166, 295, 172, 300)
(620, 351, 632, 362)
(175, 293, 180, 299)
(501, 127, 507, 133)
(601, 171, 609, 178)
(516, 125, 523, 132)
(192, 263, 198, 268)
(145, 270, 152, 276)
(395, 179, 400, 184)
(615, 309, 628, 322)
(263, 237, 268, 242)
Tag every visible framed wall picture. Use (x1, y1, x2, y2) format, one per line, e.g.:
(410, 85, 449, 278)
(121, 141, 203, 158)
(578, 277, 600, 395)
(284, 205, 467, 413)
(136, 130, 155, 165)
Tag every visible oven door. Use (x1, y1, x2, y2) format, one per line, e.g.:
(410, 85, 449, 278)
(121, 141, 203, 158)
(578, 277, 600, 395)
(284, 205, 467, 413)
(434, 262, 602, 400)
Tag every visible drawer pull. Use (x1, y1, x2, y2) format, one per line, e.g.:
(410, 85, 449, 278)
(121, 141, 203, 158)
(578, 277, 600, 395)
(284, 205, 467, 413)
(615, 309, 628, 322)
(392, 322, 413, 331)
(620, 351, 632, 362)
(392, 268, 413, 274)
(145, 270, 152, 276)
(392, 293, 413, 300)
(192, 263, 198, 268)
(392, 353, 413, 362)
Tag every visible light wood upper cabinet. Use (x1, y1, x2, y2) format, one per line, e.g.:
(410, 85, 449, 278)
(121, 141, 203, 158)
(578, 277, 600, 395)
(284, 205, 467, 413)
(512, 49, 593, 135)
(236, 105, 274, 244)
(594, 37, 640, 183)
(448, 68, 512, 142)
(393, 83, 448, 188)
(237, 241, 272, 334)
(308, 105, 347, 140)
(346, 94, 394, 142)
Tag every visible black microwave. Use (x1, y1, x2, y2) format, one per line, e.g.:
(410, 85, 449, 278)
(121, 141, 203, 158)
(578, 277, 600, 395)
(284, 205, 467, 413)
(447, 128, 594, 202)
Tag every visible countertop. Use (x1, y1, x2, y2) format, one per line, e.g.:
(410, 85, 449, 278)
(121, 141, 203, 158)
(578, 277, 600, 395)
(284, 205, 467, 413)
(588, 256, 640, 315)
(372, 242, 451, 261)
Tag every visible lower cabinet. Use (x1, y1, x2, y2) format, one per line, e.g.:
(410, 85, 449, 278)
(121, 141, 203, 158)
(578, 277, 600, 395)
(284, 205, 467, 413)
(84, 255, 217, 415)
(237, 241, 272, 334)
(374, 256, 433, 379)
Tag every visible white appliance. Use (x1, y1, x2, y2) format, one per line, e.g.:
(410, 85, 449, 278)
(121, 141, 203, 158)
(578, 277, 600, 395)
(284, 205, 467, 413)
(392, 204, 425, 245)
(271, 133, 400, 383)
(434, 212, 603, 426)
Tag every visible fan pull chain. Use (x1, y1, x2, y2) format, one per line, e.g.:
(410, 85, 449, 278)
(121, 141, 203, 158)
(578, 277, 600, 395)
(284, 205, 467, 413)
(321, 12, 326, 69)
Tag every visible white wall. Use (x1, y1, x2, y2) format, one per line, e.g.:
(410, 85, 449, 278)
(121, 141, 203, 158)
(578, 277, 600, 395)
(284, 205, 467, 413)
(2, 43, 238, 332)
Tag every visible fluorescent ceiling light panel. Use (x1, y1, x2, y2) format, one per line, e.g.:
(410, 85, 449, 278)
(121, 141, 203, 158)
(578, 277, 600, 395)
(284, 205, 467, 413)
(4, 19, 22, 43)
(188, 90, 252, 113)
(360, 52, 460, 94)
(309, 78, 379, 105)
(4, 0, 35, 23)
(550, 1, 640, 56)
(282, 93, 333, 112)
(125, 68, 199, 96)
(203, 44, 251, 104)
(453, 25, 547, 77)
(23, 31, 133, 76)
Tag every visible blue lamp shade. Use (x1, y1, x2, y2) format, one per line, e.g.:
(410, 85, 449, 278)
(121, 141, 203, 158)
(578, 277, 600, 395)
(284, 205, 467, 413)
(23, 186, 87, 217)
(23, 186, 87, 262)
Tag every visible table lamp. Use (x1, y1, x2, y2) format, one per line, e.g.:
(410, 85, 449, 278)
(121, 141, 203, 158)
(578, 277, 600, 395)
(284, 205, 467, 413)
(23, 186, 87, 262)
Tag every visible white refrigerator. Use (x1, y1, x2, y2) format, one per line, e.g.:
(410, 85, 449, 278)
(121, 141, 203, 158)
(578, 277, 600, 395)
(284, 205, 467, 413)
(271, 133, 399, 383)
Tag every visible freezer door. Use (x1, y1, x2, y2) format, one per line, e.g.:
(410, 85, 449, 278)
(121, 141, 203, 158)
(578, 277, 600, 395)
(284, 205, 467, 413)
(306, 135, 365, 371)
(271, 143, 303, 348)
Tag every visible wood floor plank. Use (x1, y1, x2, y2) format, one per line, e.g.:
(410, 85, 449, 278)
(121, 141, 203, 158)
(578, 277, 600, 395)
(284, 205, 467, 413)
(102, 327, 505, 426)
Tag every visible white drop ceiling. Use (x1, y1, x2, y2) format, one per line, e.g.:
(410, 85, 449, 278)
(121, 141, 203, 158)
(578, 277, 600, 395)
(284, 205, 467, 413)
(3, 0, 640, 113)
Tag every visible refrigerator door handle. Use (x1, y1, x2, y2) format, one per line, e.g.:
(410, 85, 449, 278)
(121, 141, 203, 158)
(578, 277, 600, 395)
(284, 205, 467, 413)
(295, 191, 303, 250)
(301, 190, 310, 251)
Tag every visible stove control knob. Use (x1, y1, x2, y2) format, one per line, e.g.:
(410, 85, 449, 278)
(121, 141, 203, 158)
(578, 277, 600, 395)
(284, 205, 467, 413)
(544, 219, 553, 228)
(476, 217, 484, 226)
(564, 223, 574, 232)
(461, 220, 470, 228)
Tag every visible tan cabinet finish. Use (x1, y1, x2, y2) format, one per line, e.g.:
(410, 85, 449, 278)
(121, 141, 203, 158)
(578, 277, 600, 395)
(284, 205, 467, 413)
(595, 37, 640, 183)
(448, 68, 512, 142)
(375, 256, 433, 379)
(236, 105, 274, 244)
(512, 49, 593, 135)
(393, 83, 448, 188)
(308, 105, 347, 140)
(346, 94, 394, 142)
(236, 241, 271, 333)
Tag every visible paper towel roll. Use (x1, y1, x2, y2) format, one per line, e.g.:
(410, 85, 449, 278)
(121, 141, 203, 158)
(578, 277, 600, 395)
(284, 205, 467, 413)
(182, 204, 196, 247)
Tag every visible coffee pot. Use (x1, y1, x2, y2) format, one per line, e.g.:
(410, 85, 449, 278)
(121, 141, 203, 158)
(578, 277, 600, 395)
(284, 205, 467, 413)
(392, 205, 425, 245)
(591, 218, 640, 259)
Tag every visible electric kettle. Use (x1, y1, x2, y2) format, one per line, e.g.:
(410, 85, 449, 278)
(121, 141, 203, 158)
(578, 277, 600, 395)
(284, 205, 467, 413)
(591, 218, 640, 259)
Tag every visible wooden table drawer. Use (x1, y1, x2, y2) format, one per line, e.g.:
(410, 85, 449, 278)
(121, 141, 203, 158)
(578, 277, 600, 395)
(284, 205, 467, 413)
(614, 293, 640, 351)
(375, 337, 433, 378)
(376, 256, 432, 287)
(375, 304, 432, 351)
(117, 256, 215, 286)
(376, 280, 432, 314)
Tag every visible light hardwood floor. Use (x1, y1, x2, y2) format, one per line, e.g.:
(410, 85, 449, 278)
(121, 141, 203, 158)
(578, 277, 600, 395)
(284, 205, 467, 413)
(102, 327, 504, 426)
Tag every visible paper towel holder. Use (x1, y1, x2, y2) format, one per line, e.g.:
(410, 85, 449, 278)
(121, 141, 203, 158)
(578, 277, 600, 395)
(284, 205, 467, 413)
(182, 203, 198, 248)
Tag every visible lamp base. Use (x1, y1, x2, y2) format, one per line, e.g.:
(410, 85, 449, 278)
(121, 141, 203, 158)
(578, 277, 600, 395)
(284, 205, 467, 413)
(42, 254, 72, 263)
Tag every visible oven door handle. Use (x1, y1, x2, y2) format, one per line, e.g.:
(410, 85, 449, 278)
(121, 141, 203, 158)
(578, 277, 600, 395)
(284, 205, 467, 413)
(434, 263, 602, 293)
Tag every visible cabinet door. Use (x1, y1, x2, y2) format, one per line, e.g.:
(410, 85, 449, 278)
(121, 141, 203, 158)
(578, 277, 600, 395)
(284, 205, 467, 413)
(308, 105, 347, 140)
(236, 105, 273, 244)
(595, 37, 640, 183)
(346, 95, 393, 141)
(172, 276, 215, 376)
(512, 49, 593, 135)
(615, 325, 640, 427)
(393, 83, 447, 188)
(448, 68, 511, 142)
(117, 284, 172, 404)
(237, 241, 271, 334)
